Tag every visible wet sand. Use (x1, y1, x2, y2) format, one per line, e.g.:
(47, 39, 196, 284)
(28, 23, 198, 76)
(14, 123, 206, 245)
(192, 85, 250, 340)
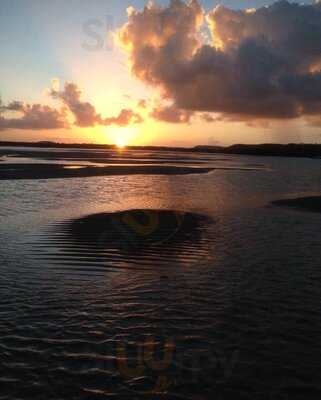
(66, 209, 213, 248)
(272, 196, 321, 213)
(31, 209, 215, 272)
(0, 163, 213, 180)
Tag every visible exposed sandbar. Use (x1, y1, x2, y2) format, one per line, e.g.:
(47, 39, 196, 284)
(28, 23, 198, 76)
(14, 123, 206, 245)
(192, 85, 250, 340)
(0, 163, 213, 180)
(272, 196, 321, 213)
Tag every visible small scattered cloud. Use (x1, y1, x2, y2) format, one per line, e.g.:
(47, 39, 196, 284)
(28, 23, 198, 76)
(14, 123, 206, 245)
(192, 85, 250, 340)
(103, 108, 143, 126)
(50, 82, 143, 128)
(200, 113, 216, 123)
(50, 82, 100, 127)
(51, 78, 60, 92)
(151, 104, 193, 124)
(1, 81, 144, 132)
(0, 103, 68, 131)
(2, 101, 25, 112)
(137, 99, 147, 109)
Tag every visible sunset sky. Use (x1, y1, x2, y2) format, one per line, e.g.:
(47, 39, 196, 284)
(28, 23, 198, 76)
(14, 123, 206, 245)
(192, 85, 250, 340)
(1, 0, 321, 147)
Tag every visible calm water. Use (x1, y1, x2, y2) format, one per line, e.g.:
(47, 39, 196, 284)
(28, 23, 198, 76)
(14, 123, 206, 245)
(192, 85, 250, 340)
(1, 148, 321, 399)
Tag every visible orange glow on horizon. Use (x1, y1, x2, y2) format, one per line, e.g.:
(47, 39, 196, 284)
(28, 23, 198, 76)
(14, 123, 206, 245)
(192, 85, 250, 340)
(115, 136, 126, 149)
(107, 126, 138, 148)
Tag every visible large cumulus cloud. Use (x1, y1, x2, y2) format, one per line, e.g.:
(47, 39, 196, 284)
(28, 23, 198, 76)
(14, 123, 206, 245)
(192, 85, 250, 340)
(118, 0, 321, 121)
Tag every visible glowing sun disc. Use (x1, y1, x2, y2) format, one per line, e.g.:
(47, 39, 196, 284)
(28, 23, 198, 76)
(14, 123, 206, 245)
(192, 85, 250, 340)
(115, 136, 126, 148)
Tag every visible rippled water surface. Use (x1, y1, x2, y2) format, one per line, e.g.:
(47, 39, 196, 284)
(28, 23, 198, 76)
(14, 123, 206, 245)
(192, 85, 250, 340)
(1, 148, 321, 399)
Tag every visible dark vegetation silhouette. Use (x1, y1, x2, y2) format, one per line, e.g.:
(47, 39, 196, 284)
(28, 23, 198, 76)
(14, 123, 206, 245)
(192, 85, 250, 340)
(2, 141, 321, 159)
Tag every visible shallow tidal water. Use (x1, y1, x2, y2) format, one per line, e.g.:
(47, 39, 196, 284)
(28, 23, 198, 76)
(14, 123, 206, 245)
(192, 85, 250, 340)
(1, 149, 321, 399)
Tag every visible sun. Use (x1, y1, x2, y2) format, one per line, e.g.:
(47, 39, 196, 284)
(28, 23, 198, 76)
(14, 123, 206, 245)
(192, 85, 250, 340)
(115, 136, 126, 149)
(108, 126, 138, 149)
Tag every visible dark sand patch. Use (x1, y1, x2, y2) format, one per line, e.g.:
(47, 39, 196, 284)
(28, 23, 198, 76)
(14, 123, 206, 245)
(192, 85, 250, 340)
(34, 210, 215, 270)
(0, 148, 211, 164)
(65, 209, 213, 249)
(0, 163, 213, 180)
(272, 196, 321, 213)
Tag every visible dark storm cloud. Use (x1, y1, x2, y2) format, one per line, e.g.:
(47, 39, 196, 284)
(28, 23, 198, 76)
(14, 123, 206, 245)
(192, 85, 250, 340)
(119, 0, 321, 121)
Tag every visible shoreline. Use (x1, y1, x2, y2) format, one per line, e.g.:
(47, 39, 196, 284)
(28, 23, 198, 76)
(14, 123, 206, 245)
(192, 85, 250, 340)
(2, 141, 321, 159)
